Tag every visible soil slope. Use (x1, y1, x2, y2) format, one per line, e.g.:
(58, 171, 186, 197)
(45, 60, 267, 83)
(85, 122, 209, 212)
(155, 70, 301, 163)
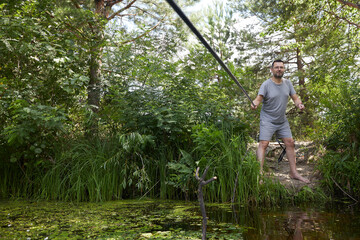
(253, 141, 321, 192)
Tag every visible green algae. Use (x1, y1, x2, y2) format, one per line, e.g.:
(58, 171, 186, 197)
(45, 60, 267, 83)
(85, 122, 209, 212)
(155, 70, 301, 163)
(2, 200, 360, 239)
(0, 200, 360, 240)
(0, 200, 245, 239)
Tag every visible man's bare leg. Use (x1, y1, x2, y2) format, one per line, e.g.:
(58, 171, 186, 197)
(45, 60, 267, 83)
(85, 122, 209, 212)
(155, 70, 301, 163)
(282, 138, 310, 183)
(256, 140, 269, 175)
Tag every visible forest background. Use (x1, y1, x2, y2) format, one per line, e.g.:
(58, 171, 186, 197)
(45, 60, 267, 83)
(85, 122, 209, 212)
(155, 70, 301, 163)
(0, 0, 359, 205)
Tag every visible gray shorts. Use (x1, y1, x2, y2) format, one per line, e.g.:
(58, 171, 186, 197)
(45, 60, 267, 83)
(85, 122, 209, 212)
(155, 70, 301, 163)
(259, 120, 292, 141)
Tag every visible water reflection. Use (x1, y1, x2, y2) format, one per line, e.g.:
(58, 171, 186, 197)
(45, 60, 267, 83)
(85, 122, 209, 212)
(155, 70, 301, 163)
(206, 204, 360, 240)
(283, 212, 306, 240)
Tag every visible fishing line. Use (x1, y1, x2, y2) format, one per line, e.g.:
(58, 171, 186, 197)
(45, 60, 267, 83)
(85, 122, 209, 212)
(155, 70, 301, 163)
(165, 0, 255, 107)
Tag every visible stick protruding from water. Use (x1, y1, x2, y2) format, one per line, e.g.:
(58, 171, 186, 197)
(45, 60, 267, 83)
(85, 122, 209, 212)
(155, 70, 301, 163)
(195, 167, 217, 240)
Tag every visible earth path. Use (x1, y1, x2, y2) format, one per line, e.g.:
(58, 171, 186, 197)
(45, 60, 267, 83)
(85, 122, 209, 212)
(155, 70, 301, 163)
(251, 141, 321, 192)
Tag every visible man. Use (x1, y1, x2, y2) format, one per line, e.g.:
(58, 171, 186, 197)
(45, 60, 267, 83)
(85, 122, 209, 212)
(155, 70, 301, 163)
(251, 60, 309, 183)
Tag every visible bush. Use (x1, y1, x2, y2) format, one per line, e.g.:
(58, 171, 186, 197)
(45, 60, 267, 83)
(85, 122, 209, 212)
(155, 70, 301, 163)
(317, 150, 360, 201)
(2, 100, 67, 164)
(323, 83, 360, 156)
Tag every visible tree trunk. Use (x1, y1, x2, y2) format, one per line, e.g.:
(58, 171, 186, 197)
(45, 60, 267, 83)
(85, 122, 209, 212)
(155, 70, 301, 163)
(296, 47, 305, 100)
(86, 0, 109, 136)
(86, 49, 102, 136)
(296, 47, 312, 128)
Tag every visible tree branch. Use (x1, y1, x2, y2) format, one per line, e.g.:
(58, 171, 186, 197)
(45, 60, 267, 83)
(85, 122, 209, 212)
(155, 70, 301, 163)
(107, 0, 137, 21)
(335, 0, 360, 10)
(117, 13, 136, 17)
(200, 167, 209, 180)
(107, 0, 125, 8)
(120, 18, 164, 44)
(44, 11, 89, 40)
(330, 176, 358, 202)
(132, 6, 163, 20)
(195, 167, 217, 240)
(324, 9, 360, 28)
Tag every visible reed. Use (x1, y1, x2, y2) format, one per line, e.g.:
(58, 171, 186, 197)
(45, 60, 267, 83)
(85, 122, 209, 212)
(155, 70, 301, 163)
(0, 163, 22, 198)
(40, 133, 155, 202)
(2, 124, 309, 205)
(317, 150, 360, 201)
(175, 123, 291, 205)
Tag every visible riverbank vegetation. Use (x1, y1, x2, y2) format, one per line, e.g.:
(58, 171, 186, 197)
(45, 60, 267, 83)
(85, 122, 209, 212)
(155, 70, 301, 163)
(1, 0, 359, 205)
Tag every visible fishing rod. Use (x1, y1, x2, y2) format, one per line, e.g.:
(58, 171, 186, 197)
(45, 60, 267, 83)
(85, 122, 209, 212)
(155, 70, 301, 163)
(165, 0, 255, 107)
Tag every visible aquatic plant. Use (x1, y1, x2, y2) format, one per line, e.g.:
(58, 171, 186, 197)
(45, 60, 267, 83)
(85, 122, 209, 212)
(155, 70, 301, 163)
(293, 186, 329, 204)
(0, 200, 246, 239)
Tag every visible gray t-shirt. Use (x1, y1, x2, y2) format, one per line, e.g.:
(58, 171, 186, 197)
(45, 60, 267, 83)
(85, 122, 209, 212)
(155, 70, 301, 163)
(258, 78, 296, 123)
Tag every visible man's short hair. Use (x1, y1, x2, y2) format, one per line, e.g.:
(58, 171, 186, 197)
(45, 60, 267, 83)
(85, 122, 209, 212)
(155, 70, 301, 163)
(272, 59, 284, 68)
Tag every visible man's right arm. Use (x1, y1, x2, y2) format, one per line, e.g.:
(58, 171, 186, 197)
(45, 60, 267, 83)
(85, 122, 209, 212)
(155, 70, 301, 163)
(251, 95, 263, 110)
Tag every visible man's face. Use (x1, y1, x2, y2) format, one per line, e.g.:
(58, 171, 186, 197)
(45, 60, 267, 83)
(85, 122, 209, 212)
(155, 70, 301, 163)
(271, 62, 285, 78)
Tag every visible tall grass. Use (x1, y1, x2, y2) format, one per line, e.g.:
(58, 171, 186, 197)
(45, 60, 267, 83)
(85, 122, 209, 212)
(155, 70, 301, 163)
(317, 149, 360, 201)
(206, 132, 288, 206)
(168, 124, 289, 205)
(0, 162, 22, 199)
(40, 133, 155, 202)
(2, 124, 295, 205)
(0, 161, 46, 200)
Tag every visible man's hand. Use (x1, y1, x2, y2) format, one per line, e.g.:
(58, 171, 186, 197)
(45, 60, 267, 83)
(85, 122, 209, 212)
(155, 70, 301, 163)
(291, 94, 305, 111)
(297, 103, 305, 110)
(252, 95, 263, 110)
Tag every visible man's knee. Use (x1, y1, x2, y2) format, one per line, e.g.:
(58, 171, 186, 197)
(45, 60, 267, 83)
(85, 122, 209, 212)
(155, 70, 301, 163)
(283, 138, 295, 148)
(258, 140, 270, 150)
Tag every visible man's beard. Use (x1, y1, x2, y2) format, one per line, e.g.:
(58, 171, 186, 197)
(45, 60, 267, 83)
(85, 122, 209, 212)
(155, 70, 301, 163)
(274, 72, 284, 78)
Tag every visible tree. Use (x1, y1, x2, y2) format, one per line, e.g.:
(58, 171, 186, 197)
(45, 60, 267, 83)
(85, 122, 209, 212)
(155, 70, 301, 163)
(0, 0, 90, 162)
(229, 0, 360, 136)
(49, 0, 187, 135)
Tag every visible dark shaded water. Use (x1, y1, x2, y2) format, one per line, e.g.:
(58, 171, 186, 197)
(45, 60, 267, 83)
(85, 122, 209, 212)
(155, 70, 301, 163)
(1, 200, 359, 239)
(207, 203, 360, 239)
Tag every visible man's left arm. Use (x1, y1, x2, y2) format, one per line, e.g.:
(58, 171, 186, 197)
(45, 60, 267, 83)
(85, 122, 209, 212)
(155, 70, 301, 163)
(291, 94, 305, 110)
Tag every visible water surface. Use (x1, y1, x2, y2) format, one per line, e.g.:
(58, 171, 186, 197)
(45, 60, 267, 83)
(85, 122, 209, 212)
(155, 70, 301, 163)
(0, 200, 359, 239)
(207, 203, 360, 239)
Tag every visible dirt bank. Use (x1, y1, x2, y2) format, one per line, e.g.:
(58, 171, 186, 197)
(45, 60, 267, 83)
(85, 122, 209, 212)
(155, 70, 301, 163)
(251, 141, 322, 192)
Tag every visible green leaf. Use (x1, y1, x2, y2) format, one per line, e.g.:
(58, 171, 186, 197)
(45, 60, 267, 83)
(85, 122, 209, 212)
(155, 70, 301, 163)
(34, 148, 42, 154)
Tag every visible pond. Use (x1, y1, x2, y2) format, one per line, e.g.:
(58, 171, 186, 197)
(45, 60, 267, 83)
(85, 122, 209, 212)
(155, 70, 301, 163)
(0, 199, 359, 239)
